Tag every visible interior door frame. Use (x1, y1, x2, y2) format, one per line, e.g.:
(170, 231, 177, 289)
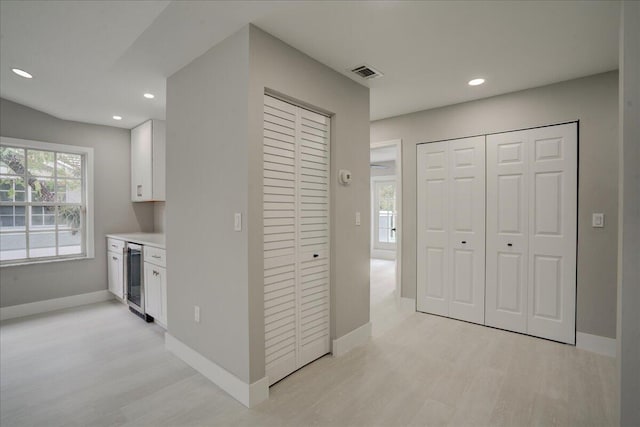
(370, 139, 403, 300)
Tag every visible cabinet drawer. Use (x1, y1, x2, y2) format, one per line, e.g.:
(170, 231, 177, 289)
(144, 246, 166, 267)
(107, 238, 125, 254)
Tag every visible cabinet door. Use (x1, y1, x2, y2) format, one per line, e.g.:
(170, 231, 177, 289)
(144, 262, 162, 320)
(152, 120, 166, 201)
(108, 252, 124, 299)
(131, 120, 152, 201)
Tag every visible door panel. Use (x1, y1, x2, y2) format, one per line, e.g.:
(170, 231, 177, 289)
(373, 179, 397, 251)
(486, 131, 528, 334)
(417, 142, 449, 316)
(527, 123, 577, 344)
(448, 137, 485, 324)
(417, 136, 485, 323)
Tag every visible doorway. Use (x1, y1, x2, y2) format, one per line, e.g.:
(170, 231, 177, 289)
(370, 139, 407, 336)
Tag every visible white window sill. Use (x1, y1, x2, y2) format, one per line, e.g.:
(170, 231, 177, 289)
(0, 255, 94, 268)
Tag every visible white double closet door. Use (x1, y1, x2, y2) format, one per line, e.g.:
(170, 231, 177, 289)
(417, 123, 577, 344)
(486, 123, 577, 344)
(263, 95, 331, 385)
(417, 136, 486, 325)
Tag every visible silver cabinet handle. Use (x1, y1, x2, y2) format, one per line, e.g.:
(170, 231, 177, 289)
(111, 244, 117, 248)
(153, 270, 159, 276)
(152, 255, 161, 259)
(137, 185, 143, 197)
(112, 256, 118, 260)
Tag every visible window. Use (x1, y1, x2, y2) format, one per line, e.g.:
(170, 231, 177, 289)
(0, 137, 94, 265)
(372, 178, 397, 250)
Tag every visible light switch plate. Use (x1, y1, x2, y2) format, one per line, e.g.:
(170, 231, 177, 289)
(355, 212, 361, 226)
(234, 213, 242, 231)
(592, 213, 605, 228)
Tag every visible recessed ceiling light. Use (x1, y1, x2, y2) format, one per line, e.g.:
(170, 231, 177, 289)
(11, 68, 33, 79)
(143, 93, 155, 99)
(113, 115, 122, 120)
(468, 78, 485, 86)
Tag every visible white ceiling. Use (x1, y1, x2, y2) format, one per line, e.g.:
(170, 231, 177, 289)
(0, 1, 620, 129)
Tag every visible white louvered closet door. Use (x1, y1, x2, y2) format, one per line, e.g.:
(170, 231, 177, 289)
(263, 95, 330, 386)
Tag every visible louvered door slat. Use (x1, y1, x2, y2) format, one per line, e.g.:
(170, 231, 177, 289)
(264, 95, 330, 385)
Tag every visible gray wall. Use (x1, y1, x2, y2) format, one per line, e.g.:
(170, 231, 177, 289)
(371, 71, 618, 339)
(247, 26, 370, 382)
(0, 98, 154, 307)
(618, 1, 640, 424)
(166, 27, 251, 382)
(166, 25, 370, 385)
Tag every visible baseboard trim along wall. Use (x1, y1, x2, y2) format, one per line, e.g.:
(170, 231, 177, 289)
(164, 333, 269, 408)
(576, 332, 617, 358)
(400, 297, 416, 311)
(0, 290, 113, 321)
(332, 321, 372, 357)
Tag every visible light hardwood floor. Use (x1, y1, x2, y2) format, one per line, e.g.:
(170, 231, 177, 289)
(1, 264, 617, 426)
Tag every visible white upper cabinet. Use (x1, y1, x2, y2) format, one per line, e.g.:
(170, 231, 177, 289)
(131, 119, 166, 202)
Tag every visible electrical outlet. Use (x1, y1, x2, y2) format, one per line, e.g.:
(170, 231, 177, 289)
(234, 213, 242, 231)
(355, 212, 361, 226)
(194, 305, 200, 323)
(592, 213, 605, 228)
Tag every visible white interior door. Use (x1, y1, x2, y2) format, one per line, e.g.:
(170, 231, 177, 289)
(372, 178, 397, 252)
(297, 107, 330, 367)
(486, 123, 577, 344)
(486, 130, 529, 334)
(448, 137, 485, 324)
(526, 123, 577, 344)
(263, 95, 330, 385)
(263, 96, 298, 384)
(417, 141, 449, 316)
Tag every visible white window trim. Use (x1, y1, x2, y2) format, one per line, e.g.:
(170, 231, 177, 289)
(0, 136, 94, 267)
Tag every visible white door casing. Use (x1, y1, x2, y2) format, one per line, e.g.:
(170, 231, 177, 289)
(263, 95, 330, 385)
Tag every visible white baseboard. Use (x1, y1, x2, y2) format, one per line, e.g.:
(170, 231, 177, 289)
(399, 297, 415, 311)
(332, 321, 372, 357)
(0, 290, 113, 321)
(164, 333, 269, 408)
(576, 332, 616, 358)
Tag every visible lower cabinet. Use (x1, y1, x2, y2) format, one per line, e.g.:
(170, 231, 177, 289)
(144, 261, 167, 327)
(107, 238, 125, 299)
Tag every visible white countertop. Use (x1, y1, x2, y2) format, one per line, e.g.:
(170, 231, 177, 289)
(106, 233, 165, 249)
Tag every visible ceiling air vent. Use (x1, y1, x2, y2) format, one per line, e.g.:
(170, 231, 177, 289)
(351, 64, 383, 80)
